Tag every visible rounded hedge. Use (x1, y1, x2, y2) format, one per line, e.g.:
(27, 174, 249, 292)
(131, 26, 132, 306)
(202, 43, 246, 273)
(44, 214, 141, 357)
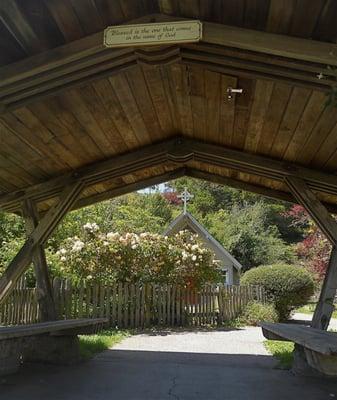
(241, 264, 315, 321)
(241, 301, 279, 326)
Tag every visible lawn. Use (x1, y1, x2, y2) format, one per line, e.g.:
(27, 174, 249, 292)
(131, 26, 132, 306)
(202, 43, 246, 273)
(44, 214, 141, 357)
(79, 329, 130, 360)
(264, 340, 294, 369)
(296, 303, 337, 318)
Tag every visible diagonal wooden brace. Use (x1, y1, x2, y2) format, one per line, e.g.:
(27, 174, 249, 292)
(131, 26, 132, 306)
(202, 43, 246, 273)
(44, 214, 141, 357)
(0, 181, 84, 304)
(312, 247, 337, 330)
(22, 199, 57, 321)
(285, 176, 337, 246)
(285, 176, 337, 330)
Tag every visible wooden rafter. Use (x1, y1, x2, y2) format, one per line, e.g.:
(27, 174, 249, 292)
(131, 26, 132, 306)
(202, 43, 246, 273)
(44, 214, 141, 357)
(0, 181, 84, 303)
(0, 138, 174, 212)
(187, 169, 295, 204)
(1, 14, 336, 112)
(2, 138, 337, 214)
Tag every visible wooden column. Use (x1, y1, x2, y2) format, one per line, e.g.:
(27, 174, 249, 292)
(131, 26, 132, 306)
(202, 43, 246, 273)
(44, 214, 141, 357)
(312, 247, 337, 330)
(22, 199, 56, 321)
(0, 181, 84, 304)
(285, 176, 337, 330)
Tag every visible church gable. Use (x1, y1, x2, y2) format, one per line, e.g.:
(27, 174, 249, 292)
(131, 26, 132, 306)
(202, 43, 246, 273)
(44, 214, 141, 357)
(163, 211, 242, 273)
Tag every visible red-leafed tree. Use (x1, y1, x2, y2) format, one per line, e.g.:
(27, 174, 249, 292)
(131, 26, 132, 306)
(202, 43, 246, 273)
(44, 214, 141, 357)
(284, 205, 331, 280)
(163, 191, 182, 205)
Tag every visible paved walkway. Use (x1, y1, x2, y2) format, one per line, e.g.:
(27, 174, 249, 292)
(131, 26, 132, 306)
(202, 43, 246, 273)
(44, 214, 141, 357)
(1, 327, 336, 400)
(293, 313, 337, 330)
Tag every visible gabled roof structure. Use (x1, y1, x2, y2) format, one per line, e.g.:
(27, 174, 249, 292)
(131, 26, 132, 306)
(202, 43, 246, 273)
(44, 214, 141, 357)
(164, 211, 242, 272)
(0, 0, 337, 329)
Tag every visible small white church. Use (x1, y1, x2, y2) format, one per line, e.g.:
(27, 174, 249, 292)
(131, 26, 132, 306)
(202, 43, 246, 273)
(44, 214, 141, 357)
(163, 189, 242, 285)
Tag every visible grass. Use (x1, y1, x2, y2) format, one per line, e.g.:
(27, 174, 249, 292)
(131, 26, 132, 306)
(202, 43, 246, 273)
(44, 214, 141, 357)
(79, 329, 130, 360)
(296, 303, 337, 318)
(264, 340, 294, 369)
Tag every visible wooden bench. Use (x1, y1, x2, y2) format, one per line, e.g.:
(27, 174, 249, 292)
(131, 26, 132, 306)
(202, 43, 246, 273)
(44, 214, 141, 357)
(0, 318, 107, 376)
(261, 322, 337, 377)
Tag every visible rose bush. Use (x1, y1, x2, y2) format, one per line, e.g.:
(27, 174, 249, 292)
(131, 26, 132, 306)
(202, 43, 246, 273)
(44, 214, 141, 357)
(55, 223, 221, 288)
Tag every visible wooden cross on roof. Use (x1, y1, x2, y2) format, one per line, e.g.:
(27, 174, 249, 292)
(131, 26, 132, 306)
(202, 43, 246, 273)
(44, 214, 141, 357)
(178, 187, 194, 214)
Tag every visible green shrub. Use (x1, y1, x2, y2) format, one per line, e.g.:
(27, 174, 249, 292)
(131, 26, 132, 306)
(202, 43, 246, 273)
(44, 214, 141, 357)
(241, 301, 279, 326)
(241, 264, 315, 320)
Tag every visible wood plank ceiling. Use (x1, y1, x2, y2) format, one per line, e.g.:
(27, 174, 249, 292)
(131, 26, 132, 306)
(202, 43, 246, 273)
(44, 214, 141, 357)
(1, 0, 337, 213)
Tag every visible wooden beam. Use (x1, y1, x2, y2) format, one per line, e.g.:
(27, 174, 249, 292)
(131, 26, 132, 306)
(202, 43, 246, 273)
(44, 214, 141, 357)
(186, 139, 337, 197)
(187, 169, 294, 202)
(72, 168, 186, 211)
(0, 181, 84, 304)
(284, 176, 337, 330)
(187, 169, 337, 214)
(312, 247, 337, 330)
(0, 139, 174, 212)
(285, 176, 337, 246)
(22, 199, 56, 321)
(0, 1, 48, 55)
(2, 138, 337, 214)
(181, 58, 331, 94)
(1, 14, 336, 112)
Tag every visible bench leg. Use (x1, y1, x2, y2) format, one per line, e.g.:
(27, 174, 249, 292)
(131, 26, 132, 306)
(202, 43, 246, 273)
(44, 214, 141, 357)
(0, 339, 22, 376)
(22, 335, 81, 365)
(292, 344, 337, 377)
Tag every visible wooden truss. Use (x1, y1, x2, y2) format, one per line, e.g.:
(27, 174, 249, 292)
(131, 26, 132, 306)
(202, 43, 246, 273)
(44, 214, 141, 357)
(0, 14, 336, 113)
(0, 181, 84, 307)
(1, 140, 337, 327)
(2, 137, 337, 214)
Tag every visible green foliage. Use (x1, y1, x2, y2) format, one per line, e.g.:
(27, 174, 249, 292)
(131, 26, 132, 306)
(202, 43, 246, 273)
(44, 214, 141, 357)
(49, 193, 173, 251)
(0, 177, 302, 284)
(264, 340, 294, 369)
(241, 264, 315, 320)
(170, 178, 262, 217)
(141, 193, 172, 224)
(79, 329, 129, 360)
(55, 225, 221, 287)
(0, 211, 25, 242)
(241, 301, 279, 326)
(207, 203, 295, 270)
(296, 303, 337, 319)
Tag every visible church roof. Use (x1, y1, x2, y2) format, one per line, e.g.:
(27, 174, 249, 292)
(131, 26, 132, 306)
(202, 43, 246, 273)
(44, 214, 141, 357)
(163, 212, 242, 271)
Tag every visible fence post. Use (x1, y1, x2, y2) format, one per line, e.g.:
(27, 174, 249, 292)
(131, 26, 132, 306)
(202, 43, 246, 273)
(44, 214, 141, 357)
(52, 277, 61, 319)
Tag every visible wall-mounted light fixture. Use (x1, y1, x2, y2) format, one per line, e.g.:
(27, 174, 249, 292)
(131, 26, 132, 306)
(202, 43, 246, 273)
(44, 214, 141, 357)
(226, 87, 243, 100)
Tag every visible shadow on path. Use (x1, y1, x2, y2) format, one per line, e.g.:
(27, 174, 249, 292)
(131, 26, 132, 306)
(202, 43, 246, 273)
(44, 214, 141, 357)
(1, 349, 336, 400)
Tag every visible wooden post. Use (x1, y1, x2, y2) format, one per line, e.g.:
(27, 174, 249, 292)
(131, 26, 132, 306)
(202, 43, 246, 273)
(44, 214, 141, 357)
(0, 181, 84, 304)
(285, 176, 337, 330)
(312, 247, 337, 330)
(22, 199, 56, 321)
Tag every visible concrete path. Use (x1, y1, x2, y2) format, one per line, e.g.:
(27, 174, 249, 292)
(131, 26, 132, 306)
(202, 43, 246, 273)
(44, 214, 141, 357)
(293, 313, 337, 330)
(114, 326, 271, 358)
(1, 327, 336, 400)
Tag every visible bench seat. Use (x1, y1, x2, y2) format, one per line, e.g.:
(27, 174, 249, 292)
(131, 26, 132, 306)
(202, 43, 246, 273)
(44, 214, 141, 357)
(0, 318, 107, 340)
(261, 322, 337, 376)
(0, 318, 108, 376)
